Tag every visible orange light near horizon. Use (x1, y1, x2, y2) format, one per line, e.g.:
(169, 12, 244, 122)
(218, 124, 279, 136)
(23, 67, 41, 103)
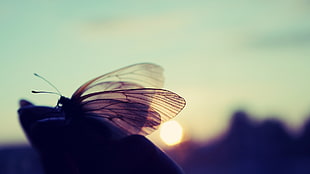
(159, 120, 183, 146)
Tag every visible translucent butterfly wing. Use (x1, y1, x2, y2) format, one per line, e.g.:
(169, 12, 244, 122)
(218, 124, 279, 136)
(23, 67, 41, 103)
(79, 88, 186, 135)
(69, 63, 185, 136)
(72, 63, 164, 100)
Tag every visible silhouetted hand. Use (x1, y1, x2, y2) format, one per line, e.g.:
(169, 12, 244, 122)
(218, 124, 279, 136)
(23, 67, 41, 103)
(18, 99, 184, 174)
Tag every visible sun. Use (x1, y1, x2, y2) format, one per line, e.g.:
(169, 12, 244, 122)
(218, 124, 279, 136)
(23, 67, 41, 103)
(159, 120, 183, 146)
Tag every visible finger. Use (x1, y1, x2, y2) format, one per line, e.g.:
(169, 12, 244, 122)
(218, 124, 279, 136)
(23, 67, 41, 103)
(19, 99, 34, 107)
(18, 100, 75, 174)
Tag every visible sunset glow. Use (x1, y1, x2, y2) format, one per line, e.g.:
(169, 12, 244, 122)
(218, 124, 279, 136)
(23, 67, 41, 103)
(160, 120, 183, 146)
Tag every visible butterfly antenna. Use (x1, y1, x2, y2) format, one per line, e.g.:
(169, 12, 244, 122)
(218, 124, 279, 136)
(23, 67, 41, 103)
(32, 73, 62, 96)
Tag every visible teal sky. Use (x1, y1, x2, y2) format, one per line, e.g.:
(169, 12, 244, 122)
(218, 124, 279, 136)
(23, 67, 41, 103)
(1, 0, 310, 145)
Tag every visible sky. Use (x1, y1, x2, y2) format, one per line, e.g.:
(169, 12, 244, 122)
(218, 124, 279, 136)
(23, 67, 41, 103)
(1, 0, 310, 146)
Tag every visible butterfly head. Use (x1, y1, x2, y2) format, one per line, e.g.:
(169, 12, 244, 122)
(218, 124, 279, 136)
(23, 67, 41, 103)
(58, 96, 71, 107)
(58, 96, 81, 119)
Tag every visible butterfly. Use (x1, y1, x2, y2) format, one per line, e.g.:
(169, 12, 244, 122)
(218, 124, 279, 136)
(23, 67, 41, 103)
(34, 63, 186, 136)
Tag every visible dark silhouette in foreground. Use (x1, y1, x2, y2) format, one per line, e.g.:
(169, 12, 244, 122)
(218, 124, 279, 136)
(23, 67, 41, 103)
(16, 100, 183, 174)
(2, 109, 310, 174)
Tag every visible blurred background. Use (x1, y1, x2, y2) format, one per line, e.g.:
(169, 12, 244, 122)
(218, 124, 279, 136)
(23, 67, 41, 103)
(1, 0, 310, 173)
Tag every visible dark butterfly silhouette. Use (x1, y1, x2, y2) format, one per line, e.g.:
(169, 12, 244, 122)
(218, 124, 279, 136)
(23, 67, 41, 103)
(34, 63, 186, 136)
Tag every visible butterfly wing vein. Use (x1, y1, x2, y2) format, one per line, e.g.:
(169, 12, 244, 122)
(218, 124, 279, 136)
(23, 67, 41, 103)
(80, 89, 185, 135)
